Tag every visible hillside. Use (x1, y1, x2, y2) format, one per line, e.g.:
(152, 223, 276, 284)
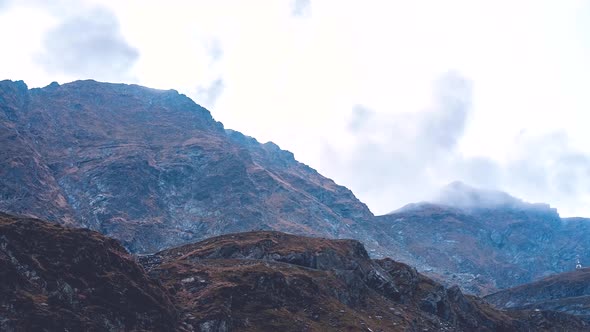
(371, 183, 590, 295)
(0, 212, 177, 331)
(2, 213, 586, 331)
(485, 268, 590, 322)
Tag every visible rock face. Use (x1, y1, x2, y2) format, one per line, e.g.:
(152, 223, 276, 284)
(371, 183, 590, 295)
(0, 81, 77, 226)
(485, 268, 590, 322)
(0, 212, 177, 331)
(0, 79, 372, 253)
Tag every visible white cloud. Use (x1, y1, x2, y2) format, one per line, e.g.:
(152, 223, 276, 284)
(36, 6, 139, 81)
(195, 78, 224, 109)
(291, 0, 311, 17)
(1, 0, 590, 217)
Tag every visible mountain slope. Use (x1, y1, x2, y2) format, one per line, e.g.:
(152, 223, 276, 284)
(371, 183, 590, 295)
(485, 268, 590, 322)
(0, 79, 372, 253)
(0, 81, 76, 225)
(0, 212, 177, 331)
(142, 230, 584, 331)
(4, 212, 584, 331)
(4, 79, 590, 297)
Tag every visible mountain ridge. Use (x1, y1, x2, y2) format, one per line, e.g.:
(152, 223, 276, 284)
(485, 267, 590, 322)
(373, 193, 588, 294)
(3, 212, 587, 331)
(3, 79, 590, 297)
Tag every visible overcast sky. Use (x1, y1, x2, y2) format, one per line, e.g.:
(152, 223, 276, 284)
(1, 0, 590, 217)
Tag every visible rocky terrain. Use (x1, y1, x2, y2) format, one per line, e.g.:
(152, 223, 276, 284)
(485, 267, 590, 322)
(3, 79, 590, 296)
(0, 79, 372, 254)
(370, 182, 590, 295)
(2, 213, 587, 331)
(0, 212, 177, 331)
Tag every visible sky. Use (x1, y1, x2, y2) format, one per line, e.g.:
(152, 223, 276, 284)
(1, 0, 590, 217)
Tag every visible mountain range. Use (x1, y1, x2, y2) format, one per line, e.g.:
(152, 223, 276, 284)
(2, 212, 586, 331)
(2, 79, 590, 329)
(372, 182, 590, 294)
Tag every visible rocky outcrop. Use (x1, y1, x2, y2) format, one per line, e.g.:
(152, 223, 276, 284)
(141, 230, 586, 331)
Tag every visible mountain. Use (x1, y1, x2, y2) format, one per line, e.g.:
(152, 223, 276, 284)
(0, 79, 373, 253)
(485, 268, 590, 322)
(2, 213, 586, 331)
(4, 79, 590, 296)
(371, 182, 590, 295)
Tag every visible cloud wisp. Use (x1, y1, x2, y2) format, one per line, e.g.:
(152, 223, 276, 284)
(322, 71, 590, 217)
(35, 7, 138, 81)
(196, 78, 225, 109)
(291, 0, 311, 17)
(322, 72, 473, 210)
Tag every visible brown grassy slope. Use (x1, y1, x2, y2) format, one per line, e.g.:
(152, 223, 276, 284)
(142, 231, 588, 331)
(0, 212, 177, 331)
